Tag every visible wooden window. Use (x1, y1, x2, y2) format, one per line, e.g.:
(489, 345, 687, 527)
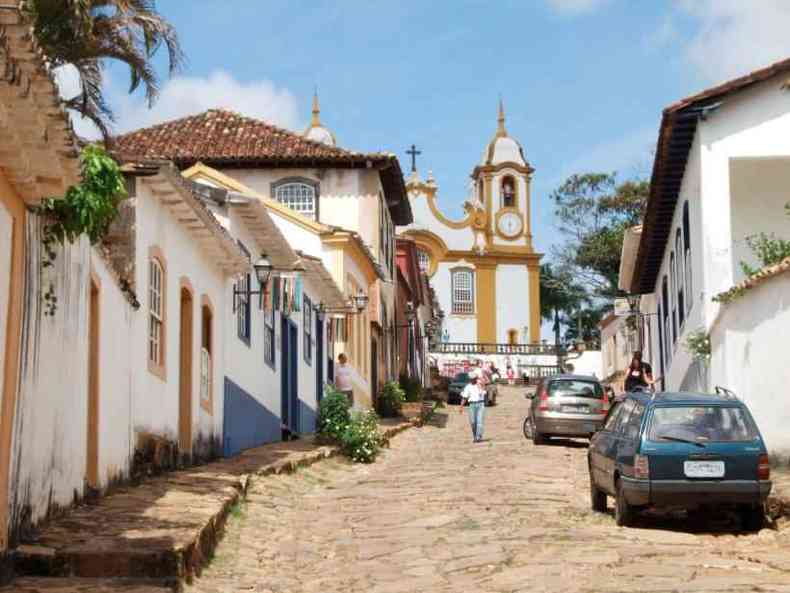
(670, 252, 677, 343)
(264, 304, 275, 368)
(201, 303, 213, 410)
(451, 268, 474, 315)
(661, 276, 671, 367)
(676, 229, 685, 328)
(236, 273, 251, 343)
(507, 329, 518, 345)
(148, 255, 166, 376)
(683, 201, 692, 315)
(303, 295, 313, 365)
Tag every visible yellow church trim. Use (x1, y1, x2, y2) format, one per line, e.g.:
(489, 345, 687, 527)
(475, 263, 497, 342)
(528, 263, 541, 343)
(182, 162, 330, 235)
(400, 229, 448, 277)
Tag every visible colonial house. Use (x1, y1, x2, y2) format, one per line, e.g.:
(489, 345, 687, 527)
(620, 57, 790, 456)
(115, 107, 413, 407)
(395, 236, 429, 384)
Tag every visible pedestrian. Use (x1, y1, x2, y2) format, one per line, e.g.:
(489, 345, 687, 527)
(335, 353, 354, 406)
(459, 370, 486, 442)
(623, 351, 655, 393)
(506, 365, 515, 385)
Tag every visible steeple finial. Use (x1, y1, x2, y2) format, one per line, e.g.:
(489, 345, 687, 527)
(311, 87, 321, 127)
(497, 96, 507, 137)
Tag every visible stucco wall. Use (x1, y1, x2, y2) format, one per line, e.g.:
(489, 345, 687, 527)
(496, 264, 530, 342)
(709, 272, 790, 457)
(133, 181, 229, 456)
(435, 261, 476, 343)
(9, 217, 90, 540)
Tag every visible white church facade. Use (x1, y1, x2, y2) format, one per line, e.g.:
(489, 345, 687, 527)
(401, 102, 542, 347)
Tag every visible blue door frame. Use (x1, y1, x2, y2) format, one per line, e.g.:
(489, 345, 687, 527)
(281, 316, 299, 435)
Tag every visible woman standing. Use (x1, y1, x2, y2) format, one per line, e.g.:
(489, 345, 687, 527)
(623, 351, 654, 393)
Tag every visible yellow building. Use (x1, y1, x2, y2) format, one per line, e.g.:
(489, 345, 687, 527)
(402, 102, 542, 346)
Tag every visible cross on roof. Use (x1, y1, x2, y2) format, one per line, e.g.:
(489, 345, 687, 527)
(406, 144, 422, 173)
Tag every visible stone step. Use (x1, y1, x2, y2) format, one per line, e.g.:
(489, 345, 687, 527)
(0, 577, 175, 593)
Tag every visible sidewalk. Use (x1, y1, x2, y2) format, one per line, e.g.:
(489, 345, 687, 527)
(5, 418, 416, 591)
(768, 466, 790, 525)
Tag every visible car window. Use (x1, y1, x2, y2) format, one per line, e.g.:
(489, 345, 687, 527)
(623, 402, 646, 440)
(547, 379, 603, 399)
(454, 373, 469, 383)
(603, 402, 623, 431)
(647, 405, 758, 443)
(614, 400, 635, 435)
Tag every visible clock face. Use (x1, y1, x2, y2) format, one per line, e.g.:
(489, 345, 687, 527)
(497, 212, 523, 238)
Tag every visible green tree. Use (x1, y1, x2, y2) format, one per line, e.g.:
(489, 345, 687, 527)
(551, 173, 649, 299)
(540, 263, 586, 347)
(23, 0, 184, 137)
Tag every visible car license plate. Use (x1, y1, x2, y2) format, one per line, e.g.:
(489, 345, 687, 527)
(561, 405, 585, 413)
(684, 460, 725, 478)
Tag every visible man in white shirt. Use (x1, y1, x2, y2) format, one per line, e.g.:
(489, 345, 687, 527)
(459, 370, 486, 442)
(335, 353, 353, 406)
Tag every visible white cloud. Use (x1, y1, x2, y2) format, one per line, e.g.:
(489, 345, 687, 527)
(676, 0, 790, 85)
(546, 0, 611, 16)
(53, 68, 302, 140)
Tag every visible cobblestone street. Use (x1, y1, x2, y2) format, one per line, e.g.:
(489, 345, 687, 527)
(188, 387, 790, 593)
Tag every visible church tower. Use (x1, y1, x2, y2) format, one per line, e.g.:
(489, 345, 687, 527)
(302, 90, 337, 146)
(472, 99, 535, 252)
(401, 101, 542, 349)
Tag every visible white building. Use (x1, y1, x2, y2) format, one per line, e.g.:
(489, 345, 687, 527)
(620, 57, 790, 456)
(401, 102, 542, 348)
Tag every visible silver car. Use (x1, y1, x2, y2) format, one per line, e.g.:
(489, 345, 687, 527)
(526, 374, 608, 445)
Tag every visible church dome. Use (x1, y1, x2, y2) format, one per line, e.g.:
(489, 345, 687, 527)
(302, 91, 336, 146)
(480, 99, 527, 167)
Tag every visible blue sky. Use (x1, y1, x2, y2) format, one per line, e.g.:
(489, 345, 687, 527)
(72, 0, 790, 257)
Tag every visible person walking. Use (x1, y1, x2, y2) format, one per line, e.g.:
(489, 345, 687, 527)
(623, 351, 655, 393)
(335, 353, 354, 406)
(459, 370, 486, 442)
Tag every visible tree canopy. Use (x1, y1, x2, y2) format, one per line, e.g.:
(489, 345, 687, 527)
(23, 0, 184, 138)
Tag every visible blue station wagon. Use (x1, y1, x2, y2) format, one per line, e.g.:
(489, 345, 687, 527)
(588, 391, 771, 529)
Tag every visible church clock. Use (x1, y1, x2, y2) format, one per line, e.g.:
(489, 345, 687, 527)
(496, 210, 523, 239)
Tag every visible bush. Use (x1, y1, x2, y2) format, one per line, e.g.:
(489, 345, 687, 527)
(377, 381, 405, 417)
(340, 410, 383, 463)
(399, 373, 423, 402)
(317, 387, 351, 441)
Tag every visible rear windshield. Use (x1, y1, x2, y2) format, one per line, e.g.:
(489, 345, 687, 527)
(454, 373, 470, 383)
(647, 406, 758, 443)
(547, 380, 603, 399)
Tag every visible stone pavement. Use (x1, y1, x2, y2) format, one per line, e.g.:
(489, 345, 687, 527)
(185, 387, 790, 593)
(3, 418, 414, 591)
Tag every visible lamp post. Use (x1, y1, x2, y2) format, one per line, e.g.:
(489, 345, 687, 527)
(233, 253, 274, 311)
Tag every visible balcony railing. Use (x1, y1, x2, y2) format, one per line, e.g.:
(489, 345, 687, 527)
(430, 342, 561, 356)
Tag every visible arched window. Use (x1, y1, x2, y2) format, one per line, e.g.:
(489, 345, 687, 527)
(416, 249, 430, 273)
(451, 268, 474, 315)
(683, 201, 692, 315)
(148, 251, 166, 375)
(272, 178, 319, 220)
(675, 229, 685, 328)
(501, 176, 516, 208)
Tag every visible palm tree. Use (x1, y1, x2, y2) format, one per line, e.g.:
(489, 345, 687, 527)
(540, 263, 585, 349)
(22, 0, 184, 138)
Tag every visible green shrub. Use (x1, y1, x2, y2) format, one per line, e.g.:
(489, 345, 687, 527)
(340, 410, 383, 463)
(317, 387, 351, 441)
(377, 381, 405, 417)
(399, 373, 423, 402)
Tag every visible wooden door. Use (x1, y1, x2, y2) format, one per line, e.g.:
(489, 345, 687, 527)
(179, 288, 194, 456)
(86, 280, 100, 487)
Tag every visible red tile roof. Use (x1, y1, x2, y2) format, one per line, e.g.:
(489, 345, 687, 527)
(114, 109, 387, 166)
(113, 109, 412, 224)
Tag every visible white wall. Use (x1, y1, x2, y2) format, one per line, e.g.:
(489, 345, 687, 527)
(435, 261, 476, 343)
(496, 264, 530, 342)
(9, 220, 90, 536)
(134, 181, 229, 456)
(709, 272, 790, 457)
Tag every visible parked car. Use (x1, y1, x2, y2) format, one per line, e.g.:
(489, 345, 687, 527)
(447, 371, 498, 406)
(588, 391, 771, 529)
(525, 374, 608, 444)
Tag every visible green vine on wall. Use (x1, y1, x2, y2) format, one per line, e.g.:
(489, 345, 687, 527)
(36, 145, 127, 315)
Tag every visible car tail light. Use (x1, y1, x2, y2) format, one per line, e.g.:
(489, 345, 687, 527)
(600, 391, 609, 412)
(634, 454, 650, 479)
(758, 454, 770, 480)
(538, 389, 549, 411)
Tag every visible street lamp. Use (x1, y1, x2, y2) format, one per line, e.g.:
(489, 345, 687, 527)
(253, 254, 273, 287)
(353, 289, 369, 312)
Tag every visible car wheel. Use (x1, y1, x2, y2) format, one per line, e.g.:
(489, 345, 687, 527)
(532, 420, 547, 445)
(615, 479, 633, 527)
(590, 478, 607, 513)
(523, 417, 533, 439)
(740, 504, 765, 532)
